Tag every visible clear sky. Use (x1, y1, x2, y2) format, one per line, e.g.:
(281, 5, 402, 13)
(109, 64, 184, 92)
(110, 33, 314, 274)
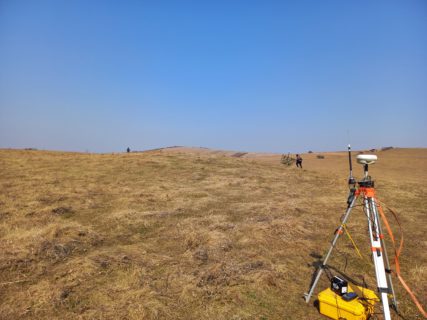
(1, 1, 426, 153)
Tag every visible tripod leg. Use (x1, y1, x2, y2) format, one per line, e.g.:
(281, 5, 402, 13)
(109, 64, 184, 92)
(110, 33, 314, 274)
(304, 194, 358, 303)
(376, 203, 399, 312)
(366, 196, 392, 320)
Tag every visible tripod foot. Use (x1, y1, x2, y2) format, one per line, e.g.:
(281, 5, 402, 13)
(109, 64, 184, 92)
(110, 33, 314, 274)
(390, 301, 399, 313)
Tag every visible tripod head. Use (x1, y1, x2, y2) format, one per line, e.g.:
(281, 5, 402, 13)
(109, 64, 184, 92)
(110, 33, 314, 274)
(346, 148, 378, 193)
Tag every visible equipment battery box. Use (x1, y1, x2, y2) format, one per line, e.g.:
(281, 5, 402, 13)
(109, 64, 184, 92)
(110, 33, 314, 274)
(318, 286, 378, 320)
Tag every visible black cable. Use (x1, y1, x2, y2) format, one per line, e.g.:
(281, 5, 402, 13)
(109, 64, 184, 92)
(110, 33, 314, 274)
(324, 265, 366, 288)
(323, 265, 333, 281)
(332, 240, 349, 273)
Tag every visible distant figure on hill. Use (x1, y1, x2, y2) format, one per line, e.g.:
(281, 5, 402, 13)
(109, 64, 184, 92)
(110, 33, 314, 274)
(127, 147, 130, 153)
(296, 154, 303, 168)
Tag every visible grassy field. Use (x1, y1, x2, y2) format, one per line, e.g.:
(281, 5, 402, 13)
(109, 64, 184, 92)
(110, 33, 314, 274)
(0, 147, 425, 319)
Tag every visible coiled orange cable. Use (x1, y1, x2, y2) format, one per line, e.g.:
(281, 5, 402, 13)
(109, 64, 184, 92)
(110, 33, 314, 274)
(377, 201, 426, 318)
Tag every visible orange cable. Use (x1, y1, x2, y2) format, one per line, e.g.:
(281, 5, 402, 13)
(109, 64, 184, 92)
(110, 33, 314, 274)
(377, 200, 426, 318)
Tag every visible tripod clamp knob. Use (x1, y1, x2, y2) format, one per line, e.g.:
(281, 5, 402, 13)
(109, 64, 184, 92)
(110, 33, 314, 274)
(347, 188, 356, 206)
(348, 177, 357, 186)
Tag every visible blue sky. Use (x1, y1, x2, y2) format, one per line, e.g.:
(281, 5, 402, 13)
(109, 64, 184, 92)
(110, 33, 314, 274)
(1, 1, 426, 153)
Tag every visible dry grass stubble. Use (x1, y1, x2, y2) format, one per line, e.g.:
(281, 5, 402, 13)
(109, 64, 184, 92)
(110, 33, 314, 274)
(0, 148, 425, 319)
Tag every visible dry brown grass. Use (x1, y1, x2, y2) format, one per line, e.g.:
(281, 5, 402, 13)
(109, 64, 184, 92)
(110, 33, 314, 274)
(0, 148, 425, 319)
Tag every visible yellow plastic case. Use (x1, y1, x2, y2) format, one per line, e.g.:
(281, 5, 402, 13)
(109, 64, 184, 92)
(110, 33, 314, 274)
(317, 286, 379, 320)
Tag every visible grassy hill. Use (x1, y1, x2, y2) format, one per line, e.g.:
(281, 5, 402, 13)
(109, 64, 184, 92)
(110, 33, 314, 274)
(0, 148, 425, 319)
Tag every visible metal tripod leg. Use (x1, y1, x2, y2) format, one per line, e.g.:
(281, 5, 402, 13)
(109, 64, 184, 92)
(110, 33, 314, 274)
(365, 196, 392, 320)
(375, 200, 398, 312)
(304, 194, 358, 303)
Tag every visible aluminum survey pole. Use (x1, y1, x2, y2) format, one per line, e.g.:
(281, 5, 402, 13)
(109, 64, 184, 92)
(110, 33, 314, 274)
(365, 197, 392, 320)
(375, 200, 398, 311)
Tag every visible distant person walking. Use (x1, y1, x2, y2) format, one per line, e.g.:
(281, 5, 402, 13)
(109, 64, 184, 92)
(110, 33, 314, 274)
(296, 154, 303, 168)
(127, 147, 130, 153)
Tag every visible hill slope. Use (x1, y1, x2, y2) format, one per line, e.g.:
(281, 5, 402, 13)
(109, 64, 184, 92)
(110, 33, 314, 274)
(0, 148, 425, 319)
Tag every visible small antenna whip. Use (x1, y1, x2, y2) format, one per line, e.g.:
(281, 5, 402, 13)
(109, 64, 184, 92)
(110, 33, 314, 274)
(348, 144, 356, 185)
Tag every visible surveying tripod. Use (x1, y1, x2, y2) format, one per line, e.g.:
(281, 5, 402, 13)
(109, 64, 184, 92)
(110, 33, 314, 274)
(304, 146, 397, 320)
